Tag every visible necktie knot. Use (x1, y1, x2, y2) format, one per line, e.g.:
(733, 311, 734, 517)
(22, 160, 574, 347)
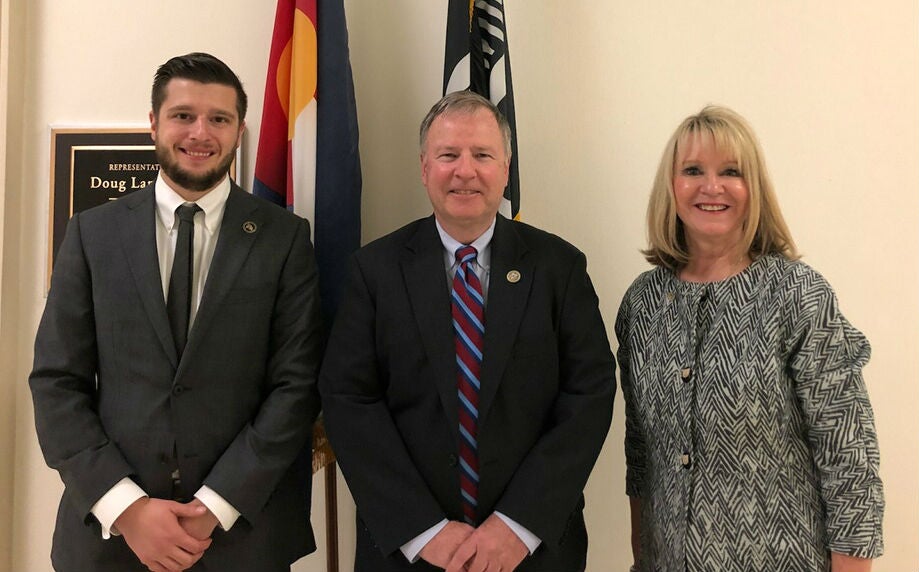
(455, 245, 478, 266)
(175, 203, 201, 224)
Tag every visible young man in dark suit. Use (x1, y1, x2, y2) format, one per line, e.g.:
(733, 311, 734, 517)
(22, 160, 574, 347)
(30, 53, 322, 572)
(320, 91, 616, 572)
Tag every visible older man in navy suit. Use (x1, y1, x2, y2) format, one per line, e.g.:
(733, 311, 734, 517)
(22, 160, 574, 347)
(30, 53, 322, 572)
(320, 91, 616, 572)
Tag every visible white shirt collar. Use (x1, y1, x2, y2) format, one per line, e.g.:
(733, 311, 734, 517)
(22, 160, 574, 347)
(435, 217, 496, 268)
(154, 173, 231, 232)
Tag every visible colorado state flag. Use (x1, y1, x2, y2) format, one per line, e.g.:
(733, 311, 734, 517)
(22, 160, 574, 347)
(253, 0, 362, 326)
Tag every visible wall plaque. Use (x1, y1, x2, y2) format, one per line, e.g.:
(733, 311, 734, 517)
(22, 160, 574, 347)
(48, 127, 239, 281)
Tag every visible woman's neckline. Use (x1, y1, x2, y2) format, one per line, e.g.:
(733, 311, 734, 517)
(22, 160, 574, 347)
(674, 254, 759, 285)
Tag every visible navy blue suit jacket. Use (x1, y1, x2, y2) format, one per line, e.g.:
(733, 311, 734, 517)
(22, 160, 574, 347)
(320, 215, 616, 571)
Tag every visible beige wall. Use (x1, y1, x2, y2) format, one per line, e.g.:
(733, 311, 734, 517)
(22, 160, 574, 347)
(2, 1, 916, 570)
(0, 0, 15, 568)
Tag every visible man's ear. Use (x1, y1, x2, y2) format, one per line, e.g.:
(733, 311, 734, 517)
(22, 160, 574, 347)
(149, 111, 157, 142)
(236, 120, 246, 147)
(420, 153, 429, 186)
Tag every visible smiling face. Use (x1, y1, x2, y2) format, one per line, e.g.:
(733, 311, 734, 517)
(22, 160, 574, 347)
(672, 131, 750, 254)
(150, 78, 244, 199)
(421, 108, 510, 244)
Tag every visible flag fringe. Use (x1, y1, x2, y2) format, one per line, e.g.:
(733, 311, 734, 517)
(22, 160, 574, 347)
(312, 418, 337, 473)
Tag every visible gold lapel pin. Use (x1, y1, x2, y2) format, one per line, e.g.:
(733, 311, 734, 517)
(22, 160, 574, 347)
(506, 270, 521, 283)
(242, 221, 257, 233)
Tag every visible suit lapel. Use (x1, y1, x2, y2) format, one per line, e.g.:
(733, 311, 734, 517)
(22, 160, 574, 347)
(401, 217, 459, 433)
(181, 185, 261, 369)
(117, 189, 179, 367)
(478, 216, 534, 423)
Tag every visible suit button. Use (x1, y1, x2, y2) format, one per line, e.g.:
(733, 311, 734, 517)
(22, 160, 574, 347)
(680, 367, 692, 382)
(681, 452, 692, 469)
(448, 454, 458, 467)
(172, 385, 185, 396)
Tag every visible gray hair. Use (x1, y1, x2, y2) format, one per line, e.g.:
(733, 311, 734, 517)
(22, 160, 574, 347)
(419, 91, 512, 157)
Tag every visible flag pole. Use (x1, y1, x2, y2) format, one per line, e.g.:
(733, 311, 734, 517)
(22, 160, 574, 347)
(325, 461, 339, 572)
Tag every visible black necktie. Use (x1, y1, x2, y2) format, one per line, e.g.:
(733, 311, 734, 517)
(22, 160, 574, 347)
(167, 204, 201, 358)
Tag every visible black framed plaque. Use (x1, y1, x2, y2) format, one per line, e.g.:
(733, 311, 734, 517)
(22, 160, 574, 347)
(48, 127, 238, 282)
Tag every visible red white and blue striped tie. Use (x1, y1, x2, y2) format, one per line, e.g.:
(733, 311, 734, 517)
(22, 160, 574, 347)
(452, 245, 484, 525)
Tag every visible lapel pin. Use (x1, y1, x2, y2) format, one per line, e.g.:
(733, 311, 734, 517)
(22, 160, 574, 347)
(506, 270, 521, 283)
(242, 221, 257, 234)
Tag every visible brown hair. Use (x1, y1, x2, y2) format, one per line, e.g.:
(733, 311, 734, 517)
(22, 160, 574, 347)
(152, 52, 247, 121)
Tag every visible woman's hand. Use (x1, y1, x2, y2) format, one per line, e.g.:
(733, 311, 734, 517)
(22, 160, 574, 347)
(629, 496, 642, 568)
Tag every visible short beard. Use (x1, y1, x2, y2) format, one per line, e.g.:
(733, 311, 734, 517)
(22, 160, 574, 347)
(156, 144, 235, 193)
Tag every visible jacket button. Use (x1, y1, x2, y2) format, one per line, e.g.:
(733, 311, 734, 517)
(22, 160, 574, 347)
(172, 385, 185, 396)
(680, 367, 692, 382)
(681, 452, 692, 468)
(448, 454, 458, 467)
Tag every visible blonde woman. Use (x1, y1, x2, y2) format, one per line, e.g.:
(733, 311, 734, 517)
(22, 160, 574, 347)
(617, 106, 883, 571)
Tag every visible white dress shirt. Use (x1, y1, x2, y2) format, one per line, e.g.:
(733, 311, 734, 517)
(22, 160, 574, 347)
(399, 218, 541, 562)
(90, 174, 240, 538)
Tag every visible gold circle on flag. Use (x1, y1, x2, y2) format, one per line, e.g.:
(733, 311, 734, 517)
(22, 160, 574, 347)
(276, 9, 318, 139)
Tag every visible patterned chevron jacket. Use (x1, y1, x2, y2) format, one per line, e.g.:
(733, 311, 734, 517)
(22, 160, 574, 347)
(616, 254, 883, 571)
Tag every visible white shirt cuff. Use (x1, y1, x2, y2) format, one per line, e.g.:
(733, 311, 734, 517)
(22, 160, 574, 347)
(494, 511, 542, 554)
(90, 477, 147, 539)
(400, 519, 448, 563)
(195, 485, 240, 531)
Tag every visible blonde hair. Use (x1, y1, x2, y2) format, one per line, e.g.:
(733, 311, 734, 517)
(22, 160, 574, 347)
(643, 105, 799, 270)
